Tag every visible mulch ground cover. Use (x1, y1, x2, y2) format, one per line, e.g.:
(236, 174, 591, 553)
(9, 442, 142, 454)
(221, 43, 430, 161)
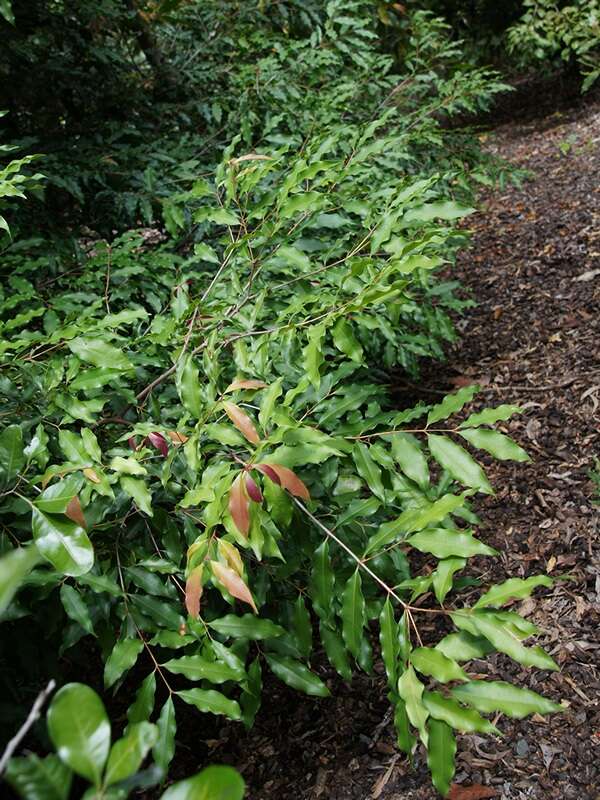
(188, 93, 600, 800)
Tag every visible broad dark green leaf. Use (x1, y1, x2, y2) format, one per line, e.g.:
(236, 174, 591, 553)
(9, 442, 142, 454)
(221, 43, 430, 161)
(177, 688, 242, 720)
(428, 435, 493, 494)
(60, 584, 94, 635)
(153, 697, 176, 773)
(427, 385, 479, 426)
(31, 508, 94, 577)
(67, 338, 132, 371)
(292, 594, 312, 659)
(265, 653, 330, 697)
(310, 540, 335, 624)
(47, 683, 110, 786)
(427, 719, 456, 796)
(0, 545, 42, 617)
(127, 673, 156, 728)
(379, 597, 399, 689)
(0, 424, 24, 486)
(159, 766, 245, 800)
(341, 570, 365, 659)
(208, 613, 285, 640)
(240, 656, 262, 730)
(319, 621, 352, 681)
(162, 655, 242, 684)
(104, 638, 144, 688)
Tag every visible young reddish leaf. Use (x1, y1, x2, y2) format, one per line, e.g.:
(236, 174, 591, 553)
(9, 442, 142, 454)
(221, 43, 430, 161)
(128, 436, 138, 451)
(83, 467, 101, 484)
(224, 379, 267, 393)
(245, 473, 263, 503)
(259, 463, 310, 500)
(229, 474, 250, 536)
(147, 431, 169, 457)
(222, 402, 260, 445)
(185, 565, 203, 619)
(448, 785, 497, 800)
(167, 431, 189, 445)
(65, 496, 86, 529)
(210, 560, 257, 613)
(217, 539, 244, 576)
(254, 463, 280, 484)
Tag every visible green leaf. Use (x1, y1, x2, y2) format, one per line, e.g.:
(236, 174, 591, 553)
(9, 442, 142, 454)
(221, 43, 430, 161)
(162, 655, 242, 683)
(427, 719, 456, 796)
(35, 476, 82, 514)
(451, 680, 563, 719)
(104, 638, 144, 688)
(427, 385, 479, 426)
(292, 594, 312, 659)
(310, 540, 335, 623)
(452, 612, 558, 671)
(390, 433, 429, 489)
(411, 647, 468, 683)
(47, 683, 110, 786)
(319, 621, 352, 681)
(0, 545, 42, 618)
(332, 319, 363, 363)
(475, 575, 553, 609)
(258, 378, 283, 431)
(436, 631, 494, 662)
(177, 355, 203, 418)
(408, 528, 496, 559)
(105, 721, 158, 785)
(423, 691, 499, 734)
(31, 508, 94, 577)
(132, 596, 184, 629)
(0, 424, 24, 486)
(153, 697, 176, 773)
(177, 688, 242, 720)
(341, 570, 365, 659)
(120, 476, 153, 516)
(5, 754, 72, 800)
(460, 404, 522, 429)
(392, 696, 415, 754)
(265, 653, 330, 697)
(397, 665, 429, 746)
(208, 613, 285, 640)
(60, 584, 94, 635)
(67, 338, 132, 371)
(304, 323, 325, 388)
(459, 428, 530, 462)
(432, 558, 466, 604)
(240, 657, 262, 730)
(127, 673, 156, 728)
(404, 201, 475, 222)
(159, 766, 245, 800)
(379, 598, 399, 690)
(428, 435, 493, 494)
(353, 442, 385, 501)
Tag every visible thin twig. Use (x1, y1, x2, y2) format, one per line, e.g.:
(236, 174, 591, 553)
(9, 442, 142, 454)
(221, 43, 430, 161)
(0, 679, 56, 776)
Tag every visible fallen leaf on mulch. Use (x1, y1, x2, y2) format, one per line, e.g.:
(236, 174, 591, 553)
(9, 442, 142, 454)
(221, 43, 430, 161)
(447, 785, 498, 800)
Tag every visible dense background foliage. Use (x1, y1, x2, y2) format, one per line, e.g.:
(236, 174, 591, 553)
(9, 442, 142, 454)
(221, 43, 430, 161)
(0, 1, 588, 797)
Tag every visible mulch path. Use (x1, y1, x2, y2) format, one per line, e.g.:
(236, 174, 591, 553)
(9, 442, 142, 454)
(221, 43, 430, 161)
(195, 97, 600, 799)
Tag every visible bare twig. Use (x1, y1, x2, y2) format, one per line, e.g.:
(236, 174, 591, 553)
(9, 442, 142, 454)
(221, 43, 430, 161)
(0, 679, 56, 776)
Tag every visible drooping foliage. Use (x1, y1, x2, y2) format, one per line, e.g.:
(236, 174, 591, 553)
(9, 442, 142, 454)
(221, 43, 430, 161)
(0, 3, 564, 798)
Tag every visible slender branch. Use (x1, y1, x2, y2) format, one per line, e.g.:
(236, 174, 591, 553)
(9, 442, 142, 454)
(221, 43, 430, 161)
(0, 680, 56, 776)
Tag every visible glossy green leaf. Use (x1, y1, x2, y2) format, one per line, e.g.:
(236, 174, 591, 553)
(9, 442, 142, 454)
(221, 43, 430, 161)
(162, 655, 242, 683)
(432, 557, 466, 604)
(120, 476, 153, 516)
(292, 594, 312, 659)
(60, 584, 94, 635)
(34, 476, 82, 515)
(265, 653, 330, 697)
(427, 385, 479, 426)
(47, 683, 110, 786)
(177, 355, 203, 418)
(379, 597, 399, 689)
(319, 621, 352, 681)
(427, 719, 456, 796)
(67, 338, 132, 371)
(423, 691, 499, 734)
(435, 631, 494, 662)
(127, 673, 156, 728)
(392, 695, 415, 754)
(160, 766, 245, 800)
(31, 508, 94, 577)
(411, 647, 468, 683)
(475, 575, 553, 609)
(240, 656, 262, 729)
(332, 318, 363, 363)
(341, 570, 365, 659)
(104, 638, 144, 688)
(153, 696, 176, 773)
(0, 424, 24, 486)
(460, 404, 522, 429)
(353, 443, 385, 500)
(310, 540, 335, 623)
(0, 545, 42, 617)
(390, 433, 429, 489)
(397, 665, 429, 746)
(132, 596, 184, 629)
(208, 613, 285, 640)
(177, 688, 242, 720)
(460, 428, 530, 462)
(408, 528, 496, 559)
(428, 435, 493, 494)
(105, 721, 158, 785)
(451, 680, 563, 718)
(5, 754, 72, 800)
(258, 377, 283, 431)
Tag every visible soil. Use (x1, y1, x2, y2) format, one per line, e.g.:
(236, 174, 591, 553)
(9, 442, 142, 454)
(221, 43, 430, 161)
(192, 94, 600, 798)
